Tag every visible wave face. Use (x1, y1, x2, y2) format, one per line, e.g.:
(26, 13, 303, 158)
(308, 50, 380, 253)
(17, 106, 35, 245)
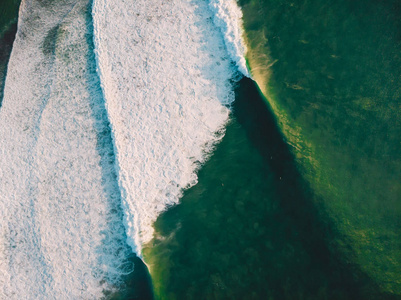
(208, 0, 249, 77)
(0, 0, 131, 298)
(93, 0, 241, 255)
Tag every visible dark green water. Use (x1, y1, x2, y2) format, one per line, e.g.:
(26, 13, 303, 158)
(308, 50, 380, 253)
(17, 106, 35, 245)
(0, 0, 19, 35)
(237, 0, 401, 295)
(0, 0, 19, 105)
(143, 78, 397, 299)
(2, 0, 400, 298)
(143, 1, 401, 297)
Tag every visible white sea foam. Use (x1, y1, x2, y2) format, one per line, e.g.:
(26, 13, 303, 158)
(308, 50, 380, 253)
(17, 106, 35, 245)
(0, 0, 131, 298)
(0, 0, 248, 295)
(208, 0, 249, 77)
(92, 0, 242, 255)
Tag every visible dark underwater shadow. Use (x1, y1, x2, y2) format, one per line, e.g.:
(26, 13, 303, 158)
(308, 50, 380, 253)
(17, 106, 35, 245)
(145, 76, 400, 300)
(232, 77, 400, 300)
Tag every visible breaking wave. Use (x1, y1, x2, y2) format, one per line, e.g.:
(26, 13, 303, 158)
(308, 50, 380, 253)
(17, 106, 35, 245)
(0, 0, 131, 298)
(208, 0, 249, 77)
(92, 0, 244, 255)
(0, 0, 249, 297)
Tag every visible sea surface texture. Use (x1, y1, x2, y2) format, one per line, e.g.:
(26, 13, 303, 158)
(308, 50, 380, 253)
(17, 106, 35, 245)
(0, 0, 400, 299)
(0, 0, 247, 297)
(92, 0, 245, 255)
(238, 0, 401, 295)
(0, 0, 132, 298)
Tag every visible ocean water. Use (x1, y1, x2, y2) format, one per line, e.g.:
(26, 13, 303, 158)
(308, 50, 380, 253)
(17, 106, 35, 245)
(0, 0, 20, 105)
(142, 0, 401, 298)
(0, 0, 247, 298)
(92, 0, 248, 256)
(0, 0, 400, 299)
(238, 0, 401, 296)
(0, 0, 133, 297)
(143, 78, 391, 299)
(0, 0, 20, 35)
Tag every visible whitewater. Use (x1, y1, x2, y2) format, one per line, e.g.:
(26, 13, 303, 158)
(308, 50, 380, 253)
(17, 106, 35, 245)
(0, 0, 248, 297)
(92, 0, 248, 255)
(0, 0, 132, 298)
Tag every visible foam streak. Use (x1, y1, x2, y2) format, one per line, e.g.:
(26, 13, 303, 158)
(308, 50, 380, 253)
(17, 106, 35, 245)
(0, 0, 130, 298)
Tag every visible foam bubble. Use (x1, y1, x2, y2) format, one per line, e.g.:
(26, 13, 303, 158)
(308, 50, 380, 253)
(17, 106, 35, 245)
(92, 0, 241, 255)
(208, 0, 250, 77)
(0, 0, 131, 298)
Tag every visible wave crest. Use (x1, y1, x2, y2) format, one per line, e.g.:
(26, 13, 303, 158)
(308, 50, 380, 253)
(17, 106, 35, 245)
(208, 0, 250, 77)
